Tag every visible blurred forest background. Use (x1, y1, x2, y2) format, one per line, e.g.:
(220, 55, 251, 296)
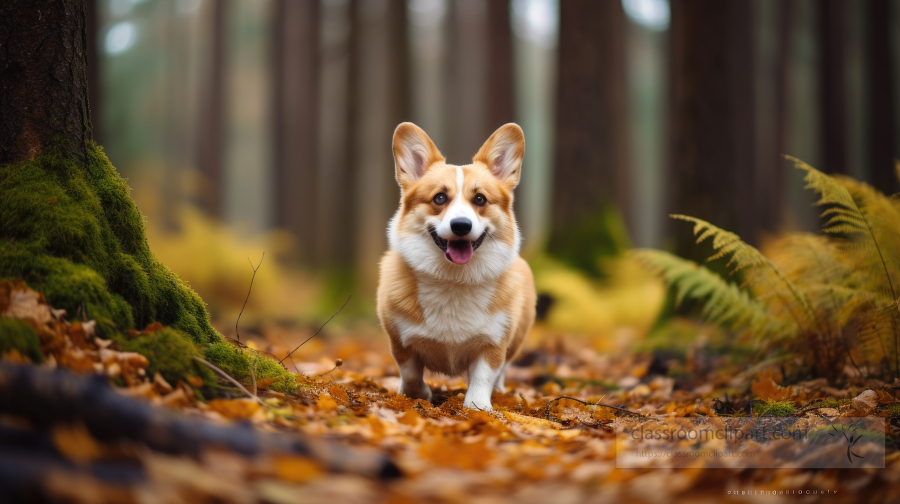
(87, 0, 900, 337)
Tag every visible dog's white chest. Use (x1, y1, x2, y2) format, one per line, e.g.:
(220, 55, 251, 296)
(396, 278, 509, 347)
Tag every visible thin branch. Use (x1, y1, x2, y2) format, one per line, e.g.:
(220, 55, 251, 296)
(192, 357, 264, 405)
(279, 296, 352, 365)
(318, 358, 343, 377)
(540, 395, 643, 419)
(236, 253, 265, 343)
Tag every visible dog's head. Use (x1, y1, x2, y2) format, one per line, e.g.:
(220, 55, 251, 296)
(388, 122, 525, 284)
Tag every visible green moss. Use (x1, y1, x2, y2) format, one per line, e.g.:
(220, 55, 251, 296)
(546, 207, 631, 277)
(0, 143, 216, 343)
(753, 400, 796, 417)
(818, 398, 851, 409)
(205, 341, 297, 393)
(0, 142, 294, 389)
(0, 318, 43, 363)
(880, 403, 900, 415)
(123, 328, 215, 393)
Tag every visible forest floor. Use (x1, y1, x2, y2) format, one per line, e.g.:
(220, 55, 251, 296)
(2, 280, 900, 504)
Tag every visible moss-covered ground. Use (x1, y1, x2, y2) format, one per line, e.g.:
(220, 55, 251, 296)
(0, 142, 294, 391)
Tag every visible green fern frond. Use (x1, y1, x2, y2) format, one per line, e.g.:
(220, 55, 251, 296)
(855, 303, 900, 369)
(786, 156, 870, 235)
(630, 249, 794, 338)
(670, 214, 816, 329)
(670, 215, 767, 271)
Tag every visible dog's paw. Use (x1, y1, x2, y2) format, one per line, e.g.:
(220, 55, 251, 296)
(463, 398, 494, 411)
(399, 380, 432, 402)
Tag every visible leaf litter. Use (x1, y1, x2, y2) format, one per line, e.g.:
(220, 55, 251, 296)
(1, 278, 900, 503)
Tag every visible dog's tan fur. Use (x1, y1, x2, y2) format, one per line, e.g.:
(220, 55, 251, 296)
(377, 122, 536, 410)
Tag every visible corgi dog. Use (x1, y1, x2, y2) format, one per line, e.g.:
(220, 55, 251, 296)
(376, 122, 536, 411)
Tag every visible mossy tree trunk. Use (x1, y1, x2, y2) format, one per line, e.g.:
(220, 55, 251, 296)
(0, 0, 92, 164)
(0, 0, 295, 391)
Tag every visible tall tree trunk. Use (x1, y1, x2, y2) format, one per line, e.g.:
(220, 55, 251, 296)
(0, 0, 287, 389)
(766, 0, 793, 231)
(0, 0, 92, 164)
(668, 0, 756, 259)
(866, 0, 898, 195)
(84, 0, 102, 147)
(548, 0, 630, 272)
(272, 0, 320, 263)
(196, 0, 227, 218)
(331, 0, 361, 268)
(351, 0, 412, 292)
(486, 0, 514, 129)
(445, 0, 488, 163)
(818, 0, 848, 175)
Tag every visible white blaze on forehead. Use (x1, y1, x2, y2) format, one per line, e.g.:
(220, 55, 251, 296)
(435, 166, 485, 240)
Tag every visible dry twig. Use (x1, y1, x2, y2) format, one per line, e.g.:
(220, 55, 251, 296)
(192, 357, 265, 405)
(279, 296, 352, 365)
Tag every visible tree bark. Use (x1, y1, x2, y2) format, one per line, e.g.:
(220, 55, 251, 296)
(548, 0, 630, 270)
(332, 0, 361, 268)
(766, 0, 793, 231)
(196, 0, 227, 218)
(866, 0, 898, 195)
(445, 0, 488, 163)
(818, 0, 848, 176)
(272, 0, 320, 262)
(486, 0, 514, 129)
(0, 0, 92, 164)
(0, 362, 401, 480)
(668, 0, 756, 258)
(84, 0, 102, 146)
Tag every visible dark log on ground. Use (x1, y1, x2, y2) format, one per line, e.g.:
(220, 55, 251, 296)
(0, 362, 401, 487)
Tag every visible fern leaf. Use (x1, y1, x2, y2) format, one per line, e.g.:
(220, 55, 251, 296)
(669, 215, 767, 272)
(630, 249, 794, 337)
(854, 303, 900, 370)
(786, 156, 870, 234)
(670, 214, 816, 328)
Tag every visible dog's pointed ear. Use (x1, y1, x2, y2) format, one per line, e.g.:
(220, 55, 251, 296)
(474, 123, 525, 188)
(392, 122, 444, 187)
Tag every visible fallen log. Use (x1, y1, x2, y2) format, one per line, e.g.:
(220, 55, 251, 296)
(0, 362, 401, 480)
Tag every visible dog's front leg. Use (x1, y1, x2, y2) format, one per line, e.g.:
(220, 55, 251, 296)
(464, 355, 502, 411)
(397, 354, 432, 402)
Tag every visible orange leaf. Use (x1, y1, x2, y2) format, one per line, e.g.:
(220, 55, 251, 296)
(272, 455, 322, 483)
(876, 390, 895, 404)
(419, 436, 493, 470)
(327, 384, 349, 402)
(142, 322, 165, 334)
(316, 394, 338, 413)
(397, 409, 421, 426)
(751, 378, 792, 401)
(53, 424, 103, 464)
(208, 398, 263, 420)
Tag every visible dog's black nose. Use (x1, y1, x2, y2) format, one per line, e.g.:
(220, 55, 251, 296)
(450, 218, 472, 236)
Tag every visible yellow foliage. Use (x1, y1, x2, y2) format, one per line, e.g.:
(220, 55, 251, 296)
(640, 157, 900, 380)
(531, 254, 664, 338)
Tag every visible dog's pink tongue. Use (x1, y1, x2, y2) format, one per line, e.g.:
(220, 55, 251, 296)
(446, 241, 473, 264)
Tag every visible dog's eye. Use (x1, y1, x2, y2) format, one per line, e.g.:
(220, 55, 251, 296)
(473, 193, 487, 206)
(433, 193, 448, 205)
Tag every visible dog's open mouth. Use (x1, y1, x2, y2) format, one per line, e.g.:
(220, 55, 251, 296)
(429, 228, 486, 265)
